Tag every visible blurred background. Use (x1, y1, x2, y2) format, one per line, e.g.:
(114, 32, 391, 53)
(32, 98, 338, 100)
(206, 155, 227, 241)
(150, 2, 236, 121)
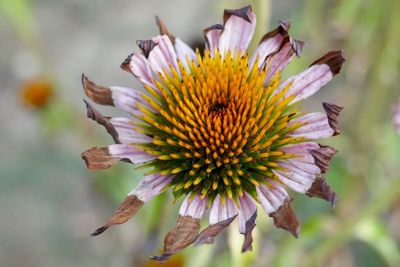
(1, 0, 400, 266)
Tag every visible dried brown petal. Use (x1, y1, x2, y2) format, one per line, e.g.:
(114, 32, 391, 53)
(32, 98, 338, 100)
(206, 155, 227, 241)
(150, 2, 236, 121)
(242, 211, 257, 252)
(81, 74, 113, 106)
(120, 53, 134, 73)
(91, 195, 144, 236)
(310, 50, 345, 76)
(152, 216, 200, 261)
(136, 40, 157, 58)
(155, 16, 175, 43)
(323, 102, 343, 136)
(270, 199, 299, 238)
(84, 100, 120, 144)
(306, 177, 338, 207)
(223, 5, 252, 23)
(81, 146, 119, 170)
(195, 215, 237, 246)
(310, 145, 337, 173)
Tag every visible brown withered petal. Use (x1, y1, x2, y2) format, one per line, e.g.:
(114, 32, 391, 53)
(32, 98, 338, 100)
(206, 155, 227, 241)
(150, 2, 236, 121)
(91, 195, 144, 236)
(155, 16, 175, 43)
(136, 40, 157, 58)
(81, 74, 114, 106)
(270, 199, 299, 238)
(223, 5, 252, 23)
(241, 211, 257, 252)
(152, 216, 200, 261)
(306, 177, 338, 207)
(323, 102, 343, 136)
(120, 53, 134, 73)
(310, 145, 337, 173)
(310, 50, 345, 76)
(81, 146, 120, 170)
(195, 215, 237, 246)
(84, 100, 120, 144)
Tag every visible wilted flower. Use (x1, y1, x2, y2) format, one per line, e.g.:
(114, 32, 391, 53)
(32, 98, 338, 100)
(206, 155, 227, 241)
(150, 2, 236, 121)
(393, 99, 400, 134)
(81, 5, 344, 260)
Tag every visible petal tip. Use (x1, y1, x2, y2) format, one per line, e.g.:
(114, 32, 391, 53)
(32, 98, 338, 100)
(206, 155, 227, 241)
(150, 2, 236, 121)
(323, 102, 343, 136)
(90, 226, 109, 236)
(311, 50, 345, 76)
(224, 5, 253, 23)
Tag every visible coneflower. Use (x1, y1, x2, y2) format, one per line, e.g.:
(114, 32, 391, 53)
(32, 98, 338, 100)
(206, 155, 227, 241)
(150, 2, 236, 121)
(81, 5, 344, 261)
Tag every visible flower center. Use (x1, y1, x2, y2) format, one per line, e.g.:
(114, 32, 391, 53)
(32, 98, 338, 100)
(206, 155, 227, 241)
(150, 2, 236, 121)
(138, 50, 302, 202)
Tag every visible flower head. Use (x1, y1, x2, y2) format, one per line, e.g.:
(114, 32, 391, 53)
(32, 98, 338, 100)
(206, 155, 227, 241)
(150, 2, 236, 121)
(81, 5, 344, 260)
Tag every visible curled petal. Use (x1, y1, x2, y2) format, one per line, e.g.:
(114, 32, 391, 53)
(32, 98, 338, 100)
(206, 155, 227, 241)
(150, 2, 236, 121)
(323, 102, 343, 136)
(270, 199, 299, 237)
(306, 176, 338, 207)
(136, 39, 157, 58)
(204, 24, 224, 53)
(219, 5, 256, 54)
(91, 174, 172, 236)
(82, 74, 113, 105)
(148, 35, 180, 76)
(155, 16, 175, 43)
(310, 145, 337, 173)
(264, 37, 305, 84)
(277, 50, 345, 104)
(152, 216, 200, 261)
(289, 113, 335, 139)
(238, 193, 257, 252)
(256, 181, 290, 214)
(195, 195, 237, 245)
(81, 144, 156, 170)
(121, 53, 156, 89)
(84, 100, 120, 144)
(249, 20, 291, 69)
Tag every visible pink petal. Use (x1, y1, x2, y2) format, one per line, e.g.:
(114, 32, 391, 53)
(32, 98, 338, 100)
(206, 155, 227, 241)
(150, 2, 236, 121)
(179, 194, 207, 219)
(274, 170, 314, 193)
(109, 86, 145, 116)
(108, 144, 156, 164)
(175, 38, 197, 70)
(109, 117, 152, 144)
(263, 37, 304, 84)
(256, 181, 289, 214)
(218, 5, 256, 54)
(237, 192, 257, 252)
(204, 24, 224, 54)
(148, 35, 180, 76)
(209, 195, 238, 224)
(277, 50, 345, 104)
(249, 20, 291, 69)
(289, 113, 335, 139)
(121, 53, 156, 89)
(129, 173, 173, 202)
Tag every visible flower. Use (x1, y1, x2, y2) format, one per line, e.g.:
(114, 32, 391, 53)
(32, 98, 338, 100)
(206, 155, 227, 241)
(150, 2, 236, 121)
(20, 75, 54, 109)
(81, 5, 344, 261)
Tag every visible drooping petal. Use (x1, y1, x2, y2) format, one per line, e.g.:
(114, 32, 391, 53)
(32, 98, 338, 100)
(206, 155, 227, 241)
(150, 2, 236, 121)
(84, 100, 120, 144)
(83, 100, 152, 145)
(289, 112, 335, 139)
(152, 194, 206, 261)
(263, 37, 304, 84)
(277, 50, 345, 104)
(81, 144, 156, 170)
(82, 74, 145, 116)
(269, 199, 299, 237)
(323, 102, 343, 136)
(306, 176, 338, 207)
(91, 174, 172, 236)
(147, 35, 180, 76)
(237, 193, 257, 252)
(274, 169, 315, 193)
(218, 5, 256, 54)
(256, 181, 289, 215)
(249, 20, 291, 70)
(309, 145, 337, 173)
(195, 195, 237, 245)
(204, 24, 224, 53)
(120, 53, 156, 89)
